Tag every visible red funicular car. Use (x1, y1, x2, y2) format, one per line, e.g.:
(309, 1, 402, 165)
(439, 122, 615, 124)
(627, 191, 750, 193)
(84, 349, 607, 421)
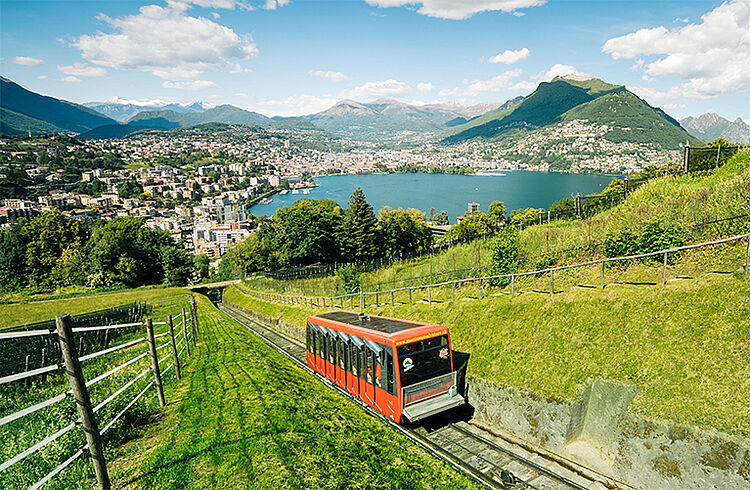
(305, 311, 465, 423)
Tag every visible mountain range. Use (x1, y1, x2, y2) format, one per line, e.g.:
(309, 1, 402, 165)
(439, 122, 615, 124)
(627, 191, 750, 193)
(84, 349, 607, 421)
(0, 77, 116, 135)
(83, 99, 213, 123)
(679, 113, 750, 144)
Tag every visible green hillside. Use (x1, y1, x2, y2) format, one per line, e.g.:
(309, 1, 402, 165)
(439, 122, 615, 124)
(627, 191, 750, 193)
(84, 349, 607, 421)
(0, 107, 67, 136)
(0, 77, 116, 134)
(128, 104, 271, 128)
(442, 76, 696, 150)
(559, 90, 700, 147)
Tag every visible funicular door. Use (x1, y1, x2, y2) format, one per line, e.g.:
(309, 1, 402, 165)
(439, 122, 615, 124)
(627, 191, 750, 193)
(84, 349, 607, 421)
(315, 329, 326, 375)
(326, 333, 336, 381)
(361, 343, 376, 407)
(335, 334, 347, 389)
(348, 341, 360, 397)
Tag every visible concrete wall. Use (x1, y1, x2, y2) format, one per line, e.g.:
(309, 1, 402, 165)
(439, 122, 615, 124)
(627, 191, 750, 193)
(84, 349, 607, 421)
(467, 376, 750, 489)
(222, 300, 305, 344)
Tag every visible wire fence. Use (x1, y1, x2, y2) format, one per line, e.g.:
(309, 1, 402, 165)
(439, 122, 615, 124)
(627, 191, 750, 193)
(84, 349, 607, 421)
(683, 145, 745, 173)
(238, 233, 750, 309)
(0, 301, 151, 380)
(0, 296, 201, 489)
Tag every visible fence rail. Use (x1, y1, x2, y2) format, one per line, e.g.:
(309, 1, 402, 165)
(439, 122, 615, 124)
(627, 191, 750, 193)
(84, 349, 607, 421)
(0, 296, 202, 489)
(239, 233, 750, 308)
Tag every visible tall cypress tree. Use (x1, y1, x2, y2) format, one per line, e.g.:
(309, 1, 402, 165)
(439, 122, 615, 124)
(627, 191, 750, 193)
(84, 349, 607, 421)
(343, 187, 379, 260)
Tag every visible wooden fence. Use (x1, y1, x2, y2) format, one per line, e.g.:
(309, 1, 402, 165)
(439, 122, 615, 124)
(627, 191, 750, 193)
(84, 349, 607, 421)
(0, 297, 201, 489)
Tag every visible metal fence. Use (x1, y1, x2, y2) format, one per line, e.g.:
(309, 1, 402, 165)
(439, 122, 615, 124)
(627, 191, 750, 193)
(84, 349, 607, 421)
(238, 233, 750, 309)
(0, 297, 200, 489)
(683, 145, 745, 172)
(0, 301, 150, 380)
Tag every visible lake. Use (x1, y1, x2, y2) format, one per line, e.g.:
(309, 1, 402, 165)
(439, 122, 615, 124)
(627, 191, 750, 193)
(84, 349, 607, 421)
(249, 171, 620, 221)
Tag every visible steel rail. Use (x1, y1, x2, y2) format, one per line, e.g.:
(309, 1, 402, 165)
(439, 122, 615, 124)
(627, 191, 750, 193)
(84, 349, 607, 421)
(92, 367, 150, 414)
(79, 337, 146, 363)
(0, 392, 68, 427)
(0, 364, 61, 385)
(86, 351, 149, 388)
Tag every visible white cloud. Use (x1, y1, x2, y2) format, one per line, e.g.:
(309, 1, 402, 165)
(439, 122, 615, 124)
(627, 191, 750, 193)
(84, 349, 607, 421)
(10, 56, 44, 66)
(309, 70, 350, 82)
(602, 0, 750, 97)
(58, 76, 82, 83)
(263, 0, 290, 9)
(38, 75, 49, 80)
(211, 12, 221, 18)
(230, 63, 251, 74)
(102, 95, 180, 106)
(488, 47, 529, 64)
(416, 82, 434, 92)
(364, 0, 545, 20)
(340, 79, 413, 99)
(73, 3, 258, 82)
(509, 63, 582, 91)
(512, 11, 524, 16)
(439, 69, 523, 97)
(162, 80, 218, 90)
(58, 62, 107, 77)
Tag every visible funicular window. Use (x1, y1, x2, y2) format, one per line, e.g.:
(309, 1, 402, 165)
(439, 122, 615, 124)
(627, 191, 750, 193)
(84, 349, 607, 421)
(385, 351, 394, 394)
(397, 335, 450, 387)
(306, 325, 312, 352)
(365, 349, 373, 384)
(351, 344, 359, 377)
(338, 338, 345, 369)
(329, 335, 335, 365)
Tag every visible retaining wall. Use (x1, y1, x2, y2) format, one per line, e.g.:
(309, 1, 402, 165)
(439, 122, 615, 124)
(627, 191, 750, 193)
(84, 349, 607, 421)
(467, 376, 750, 489)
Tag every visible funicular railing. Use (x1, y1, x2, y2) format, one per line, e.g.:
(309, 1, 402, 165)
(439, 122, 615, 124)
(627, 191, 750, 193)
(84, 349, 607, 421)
(403, 371, 456, 407)
(0, 297, 201, 489)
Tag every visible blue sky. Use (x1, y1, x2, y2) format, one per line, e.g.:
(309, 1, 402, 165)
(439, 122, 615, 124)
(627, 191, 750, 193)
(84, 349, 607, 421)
(1, 0, 748, 121)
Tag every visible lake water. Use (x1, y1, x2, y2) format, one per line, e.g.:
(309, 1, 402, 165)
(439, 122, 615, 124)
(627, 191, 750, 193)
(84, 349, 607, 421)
(249, 171, 620, 221)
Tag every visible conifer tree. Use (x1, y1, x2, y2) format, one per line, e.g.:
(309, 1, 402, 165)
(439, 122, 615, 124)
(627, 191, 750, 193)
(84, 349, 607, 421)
(343, 187, 379, 260)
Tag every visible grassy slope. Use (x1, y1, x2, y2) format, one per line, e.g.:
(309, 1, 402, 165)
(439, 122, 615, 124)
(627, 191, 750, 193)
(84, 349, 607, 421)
(108, 295, 479, 489)
(225, 268, 750, 438)
(1, 295, 192, 489)
(0, 287, 187, 329)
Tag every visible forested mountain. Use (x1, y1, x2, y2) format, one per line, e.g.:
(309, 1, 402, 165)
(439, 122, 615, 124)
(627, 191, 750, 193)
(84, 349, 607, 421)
(127, 104, 271, 129)
(680, 113, 750, 144)
(0, 77, 116, 135)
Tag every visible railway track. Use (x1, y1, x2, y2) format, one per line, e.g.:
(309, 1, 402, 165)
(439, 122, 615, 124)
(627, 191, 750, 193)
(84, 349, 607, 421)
(217, 302, 606, 490)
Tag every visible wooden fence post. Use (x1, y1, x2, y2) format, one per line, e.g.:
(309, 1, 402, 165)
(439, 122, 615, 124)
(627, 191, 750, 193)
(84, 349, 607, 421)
(408, 288, 412, 304)
(600, 262, 605, 288)
(427, 286, 431, 304)
(662, 252, 668, 285)
(359, 291, 363, 313)
(56, 314, 111, 490)
(511, 274, 515, 297)
(745, 236, 749, 276)
(451, 281, 455, 302)
(550, 270, 554, 295)
(168, 315, 181, 380)
(190, 305, 198, 347)
(145, 318, 166, 407)
(24, 355, 31, 388)
(182, 307, 190, 357)
(40, 347, 47, 382)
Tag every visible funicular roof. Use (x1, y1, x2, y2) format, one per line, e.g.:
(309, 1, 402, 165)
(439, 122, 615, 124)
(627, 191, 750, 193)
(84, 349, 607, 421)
(316, 311, 425, 334)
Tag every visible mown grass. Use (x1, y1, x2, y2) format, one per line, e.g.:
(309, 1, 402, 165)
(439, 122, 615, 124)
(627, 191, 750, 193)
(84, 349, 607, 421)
(1, 294, 193, 489)
(0, 286, 187, 329)
(107, 295, 480, 489)
(225, 265, 750, 438)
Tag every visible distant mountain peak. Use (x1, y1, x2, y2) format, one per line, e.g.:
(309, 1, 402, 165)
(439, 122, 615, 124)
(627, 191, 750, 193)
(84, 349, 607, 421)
(680, 112, 750, 144)
(556, 74, 594, 82)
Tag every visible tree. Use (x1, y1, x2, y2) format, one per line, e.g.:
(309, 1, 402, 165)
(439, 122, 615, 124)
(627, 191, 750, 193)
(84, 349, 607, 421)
(487, 227, 520, 287)
(487, 200, 507, 224)
(549, 198, 575, 219)
(342, 188, 379, 260)
(445, 212, 495, 242)
(0, 226, 26, 292)
(118, 179, 143, 199)
(20, 210, 87, 290)
(193, 254, 211, 280)
(377, 207, 433, 256)
(509, 208, 539, 228)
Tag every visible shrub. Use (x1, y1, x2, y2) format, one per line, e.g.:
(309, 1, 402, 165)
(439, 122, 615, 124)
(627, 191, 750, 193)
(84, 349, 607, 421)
(639, 220, 685, 264)
(604, 230, 640, 259)
(487, 227, 520, 287)
(336, 263, 360, 294)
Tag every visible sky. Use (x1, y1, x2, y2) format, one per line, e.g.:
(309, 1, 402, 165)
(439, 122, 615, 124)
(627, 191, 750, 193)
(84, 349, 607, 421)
(1, 0, 749, 122)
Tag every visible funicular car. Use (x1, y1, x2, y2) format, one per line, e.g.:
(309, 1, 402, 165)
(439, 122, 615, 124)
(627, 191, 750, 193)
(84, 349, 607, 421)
(305, 311, 464, 423)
